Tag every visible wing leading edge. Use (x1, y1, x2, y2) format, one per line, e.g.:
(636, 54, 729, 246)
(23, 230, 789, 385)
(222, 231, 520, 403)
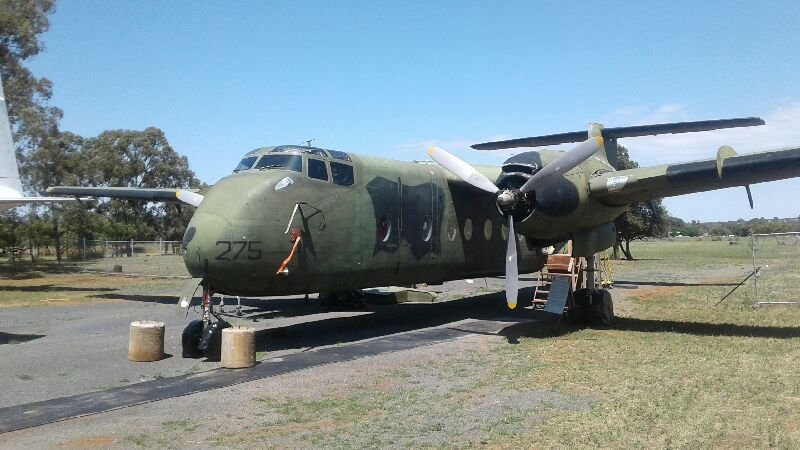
(46, 186, 204, 207)
(589, 146, 800, 206)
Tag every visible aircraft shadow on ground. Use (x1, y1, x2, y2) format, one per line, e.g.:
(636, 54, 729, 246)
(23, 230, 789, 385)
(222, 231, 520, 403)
(0, 285, 116, 293)
(248, 288, 541, 353)
(0, 331, 45, 345)
(614, 280, 739, 287)
(93, 290, 800, 347)
(91, 293, 327, 321)
(609, 317, 800, 339)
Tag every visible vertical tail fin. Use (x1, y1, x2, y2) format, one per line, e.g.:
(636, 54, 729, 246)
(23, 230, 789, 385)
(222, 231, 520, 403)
(0, 74, 24, 197)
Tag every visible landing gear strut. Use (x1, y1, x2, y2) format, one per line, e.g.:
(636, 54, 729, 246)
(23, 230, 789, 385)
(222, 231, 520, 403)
(182, 284, 230, 360)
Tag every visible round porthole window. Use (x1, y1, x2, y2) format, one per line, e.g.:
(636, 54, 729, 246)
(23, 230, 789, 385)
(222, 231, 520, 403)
(377, 214, 391, 243)
(447, 216, 457, 241)
(463, 218, 473, 241)
(483, 219, 493, 240)
(421, 216, 433, 242)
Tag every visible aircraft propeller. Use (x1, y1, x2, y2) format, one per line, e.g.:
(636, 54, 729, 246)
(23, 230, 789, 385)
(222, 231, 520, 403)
(427, 136, 603, 308)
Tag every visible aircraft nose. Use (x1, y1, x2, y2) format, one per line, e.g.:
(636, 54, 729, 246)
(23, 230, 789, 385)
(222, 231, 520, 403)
(182, 211, 232, 278)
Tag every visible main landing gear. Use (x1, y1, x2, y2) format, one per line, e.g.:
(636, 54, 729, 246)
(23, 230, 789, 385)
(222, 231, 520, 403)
(533, 249, 614, 326)
(570, 288, 614, 326)
(182, 284, 230, 360)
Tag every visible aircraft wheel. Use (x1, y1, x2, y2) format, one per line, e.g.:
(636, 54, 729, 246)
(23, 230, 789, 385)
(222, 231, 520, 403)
(570, 289, 590, 324)
(597, 289, 614, 327)
(181, 320, 205, 358)
(199, 320, 231, 361)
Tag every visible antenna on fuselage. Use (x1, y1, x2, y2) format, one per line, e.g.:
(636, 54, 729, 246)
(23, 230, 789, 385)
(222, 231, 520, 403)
(302, 139, 315, 147)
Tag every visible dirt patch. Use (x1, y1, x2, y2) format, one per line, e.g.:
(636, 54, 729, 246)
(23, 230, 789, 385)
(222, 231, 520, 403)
(629, 286, 684, 301)
(59, 436, 116, 447)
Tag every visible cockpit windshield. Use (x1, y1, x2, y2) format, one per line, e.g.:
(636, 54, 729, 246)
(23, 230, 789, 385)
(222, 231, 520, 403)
(253, 154, 303, 172)
(233, 156, 258, 172)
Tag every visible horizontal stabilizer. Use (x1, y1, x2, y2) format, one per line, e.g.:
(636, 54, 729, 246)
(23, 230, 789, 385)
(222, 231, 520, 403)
(472, 117, 765, 150)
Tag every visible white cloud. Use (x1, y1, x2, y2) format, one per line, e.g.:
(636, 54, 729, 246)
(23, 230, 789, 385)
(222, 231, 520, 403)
(617, 101, 800, 166)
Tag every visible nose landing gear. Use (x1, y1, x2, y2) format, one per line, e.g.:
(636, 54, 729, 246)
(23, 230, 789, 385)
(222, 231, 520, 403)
(182, 284, 231, 360)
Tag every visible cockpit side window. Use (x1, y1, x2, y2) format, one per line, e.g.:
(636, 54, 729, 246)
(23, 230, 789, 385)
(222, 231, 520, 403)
(330, 161, 354, 186)
(308, 158, 329, 181)
(234, 156, 258, 172)
(328, 150, 352, 162)
(254, 154, 303, 172)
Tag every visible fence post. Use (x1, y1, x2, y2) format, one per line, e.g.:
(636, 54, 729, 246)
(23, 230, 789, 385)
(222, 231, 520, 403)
(131, 238, 134, 257)
(82, 237, 86, 262)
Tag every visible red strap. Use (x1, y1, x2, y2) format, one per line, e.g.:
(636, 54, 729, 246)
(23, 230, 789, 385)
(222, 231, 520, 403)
(275, 234, 302, 275)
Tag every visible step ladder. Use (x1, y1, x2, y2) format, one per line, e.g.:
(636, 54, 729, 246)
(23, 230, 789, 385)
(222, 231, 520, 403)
(533, 253, 587, 310)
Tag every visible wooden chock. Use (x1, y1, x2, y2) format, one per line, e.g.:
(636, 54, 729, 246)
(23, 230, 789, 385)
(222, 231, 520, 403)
(128, 321, 165, 362)
(221, 326, 256, 369)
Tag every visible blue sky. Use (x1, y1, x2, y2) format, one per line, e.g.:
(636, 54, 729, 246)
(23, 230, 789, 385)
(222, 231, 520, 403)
(27, 0, 800, 221)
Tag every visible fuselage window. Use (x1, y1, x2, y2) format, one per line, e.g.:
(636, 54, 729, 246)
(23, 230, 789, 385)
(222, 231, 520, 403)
(308, 158, 329, 181)
(377, 214, 391, 242)
(463, 218, 473, 241)
(234, 156, 258, 172)
(330, 162, 354, 186)
(483, 219, 493, 240)
(328, 150, 352, 162)
(421, 215, 433, 242)
(254, 154, 302, 173)
(446, 216, 457, 241)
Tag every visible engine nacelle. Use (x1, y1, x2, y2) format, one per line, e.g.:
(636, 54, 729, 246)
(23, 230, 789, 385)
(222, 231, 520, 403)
(571, 223, 616, 257)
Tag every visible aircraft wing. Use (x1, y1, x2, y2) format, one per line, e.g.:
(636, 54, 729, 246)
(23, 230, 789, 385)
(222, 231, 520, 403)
(0, 196, 88, 213)
(589, 145, 800, 205)
(46, 186, 204, 207)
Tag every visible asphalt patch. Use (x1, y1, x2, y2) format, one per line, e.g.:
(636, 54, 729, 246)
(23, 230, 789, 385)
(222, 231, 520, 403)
(0, 318, 530, 434)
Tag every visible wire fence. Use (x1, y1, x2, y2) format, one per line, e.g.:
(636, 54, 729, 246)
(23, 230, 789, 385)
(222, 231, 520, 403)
(750, 233, 800, 307)
(75, 239, 190, 278)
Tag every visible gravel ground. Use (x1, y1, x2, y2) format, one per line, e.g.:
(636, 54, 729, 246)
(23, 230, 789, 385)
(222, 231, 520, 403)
(0, 275, 537, 418)
(0, 267, 684, 447)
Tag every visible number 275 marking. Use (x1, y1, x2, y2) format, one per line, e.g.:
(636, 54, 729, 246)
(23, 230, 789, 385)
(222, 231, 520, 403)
(215, 241, 262, 260)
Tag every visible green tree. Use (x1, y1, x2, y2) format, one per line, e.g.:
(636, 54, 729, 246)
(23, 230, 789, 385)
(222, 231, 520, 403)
(612, 145, 668, 260)
(79, 127, 201, 240)
(1, 0, 62, 185)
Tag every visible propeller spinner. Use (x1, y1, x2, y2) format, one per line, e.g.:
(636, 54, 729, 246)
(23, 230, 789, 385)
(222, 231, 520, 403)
(427, 136, 603, 308)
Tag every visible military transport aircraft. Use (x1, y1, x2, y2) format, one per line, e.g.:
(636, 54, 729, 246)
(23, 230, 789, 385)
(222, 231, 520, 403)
(0, 74, 78, 211)
(48, 117, 800, 358)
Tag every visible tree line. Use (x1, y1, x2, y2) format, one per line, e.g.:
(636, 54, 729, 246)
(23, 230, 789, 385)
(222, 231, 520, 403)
(0, 1, 200, 262)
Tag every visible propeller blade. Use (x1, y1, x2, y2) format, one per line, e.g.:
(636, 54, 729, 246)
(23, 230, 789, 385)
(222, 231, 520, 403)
(427, 146, 499, 194)
(505, 216, 519, 309)
(176, 189, 204, 207)
(519, 137, 603, 194)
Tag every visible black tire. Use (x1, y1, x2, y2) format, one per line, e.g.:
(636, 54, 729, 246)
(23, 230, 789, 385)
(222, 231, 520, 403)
(200, 320, 231, 361)
(181, 320, 205, 358)
(598, 289, 614, 327)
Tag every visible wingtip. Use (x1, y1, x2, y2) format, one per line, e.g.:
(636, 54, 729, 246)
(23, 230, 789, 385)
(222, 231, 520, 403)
(427, 146, 437, 157)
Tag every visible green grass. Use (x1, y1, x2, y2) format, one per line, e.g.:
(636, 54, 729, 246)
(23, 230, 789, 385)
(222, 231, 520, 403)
(210, 239, 800, 447)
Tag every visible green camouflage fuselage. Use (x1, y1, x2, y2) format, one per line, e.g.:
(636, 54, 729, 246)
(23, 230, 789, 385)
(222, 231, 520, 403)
(182, 147, 626, 296)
